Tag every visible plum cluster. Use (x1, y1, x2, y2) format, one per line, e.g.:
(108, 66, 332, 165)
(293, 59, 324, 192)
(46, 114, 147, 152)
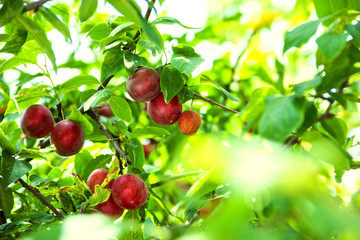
(126, 67, 201, 135)
(20, 104, 85, 156)
(87, 169, 148, 218)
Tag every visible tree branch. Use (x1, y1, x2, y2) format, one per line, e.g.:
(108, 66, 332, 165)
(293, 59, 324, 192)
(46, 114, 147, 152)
(18, 178, 63, 219)
(193, 92, 240, 114)
(85, 108, 131, 166)
(22, 0, 51, 13)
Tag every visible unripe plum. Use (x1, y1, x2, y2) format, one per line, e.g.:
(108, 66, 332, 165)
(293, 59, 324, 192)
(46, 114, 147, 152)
(126, 67, 161, 102)
(147, 93, 183, 126)
(50, 119, 85, 156)
(111, 174, 148, 210)
(87, 169, 114, 193)
(178, 110, 201, 135)
(94, 196, 124, 219)
(97, 104, 114, 118)
(197, 194, 221, 218)
(20, 104, 54, 138)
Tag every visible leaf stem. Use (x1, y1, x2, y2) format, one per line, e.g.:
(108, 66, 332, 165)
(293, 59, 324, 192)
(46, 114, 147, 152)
(193, 92, 240, 114)
(18, 178, 64, 218)
(150, 171, 204, 188)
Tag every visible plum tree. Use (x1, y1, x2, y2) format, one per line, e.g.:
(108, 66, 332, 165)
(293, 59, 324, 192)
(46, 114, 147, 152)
(94, 196, 124, 218)
(20, 104, 54, 139)
(87, 169, 114, 193)
(197, 195, 221, 218)
(178, 110, 202, 135)
(111, 174, 148, 210)
(126, 67, 161, 102)
(50, 119, 85, 156)
(147, 93, 183, 125)
(96, 104, 114, 118)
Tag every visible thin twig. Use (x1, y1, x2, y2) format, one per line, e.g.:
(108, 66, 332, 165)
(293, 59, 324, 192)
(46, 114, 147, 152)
(193, 93, 240, 114)
(85, 108, 131, 166)
(22, 0, 51, 13)
(151, 171, 204, 188)
(18, 178, 64, 218)
(231, 29, 257, 78)
(133, 0, 156, 41)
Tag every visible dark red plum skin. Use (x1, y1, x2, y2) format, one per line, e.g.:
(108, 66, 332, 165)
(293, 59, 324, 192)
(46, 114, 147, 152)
(50, 119, 85, 156)
(111, 174, 148, 210)
(20, 104, 54, 138)
(94, 196, 124, 219)
(126, 67, 161, 102)
(147, 93, 183, 126)
(97, 104, 114, 118)
(87, 169, 114, 193)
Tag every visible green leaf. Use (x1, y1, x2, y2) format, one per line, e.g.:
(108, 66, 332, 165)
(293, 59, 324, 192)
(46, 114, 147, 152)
(291, 74, 322, 96)
(0, 178, 13, 217)
(345, 23, 360, 47)
(16, 16, 56, 68)
(184, 196, 210, 221)
(107, 0, 163, 48)
(177, 86, 194, 104)
(186, 169, 218, 198)
(79, 0, 98, 22)
(88, 23, 112, 41)
(321, 117, 347, 146)
(39, 7, 71, 41)
(316, 33, 348, 61)
(119, 210, 144, 240)
(302, 132, 351, 170)
(16, 73, 46, 88)
(123, 50, 143, 75)
(283, 20, 321, 53)
(110, 22, 137, 37)
(100, 49, 124, 82)
(138, 40, 161, 56)
(160, 65, 184, 103)
(201, 75, 239, 102)
(0, 22, 27, 54)
(131, 126, 170, 139)
(241, 88, 278, 121)
(151, 16, 199, 29)
(109, 96, 132, 123)
(0, 129, 16, 155)
(313, 0, 353, 19)
(0, 0, 23, 27)
(67, 108, 94, 135)
(83, 89, 111, 112)
(128, 138, 145, 170)
(170, 45, 204, 75)
(0, 78, 10, 97)
(0, 40, 41, 74)
(259, 96, 305, 142)
(1, 152, 32, 186)
(90, 185, 111, 205)
(0, 120, 19, 135)
(61, 75, 100, 94)
(76, 153, 113, 181)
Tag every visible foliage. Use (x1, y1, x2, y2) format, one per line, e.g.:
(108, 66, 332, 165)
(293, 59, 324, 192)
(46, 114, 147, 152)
(1, 0, 360, 239)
